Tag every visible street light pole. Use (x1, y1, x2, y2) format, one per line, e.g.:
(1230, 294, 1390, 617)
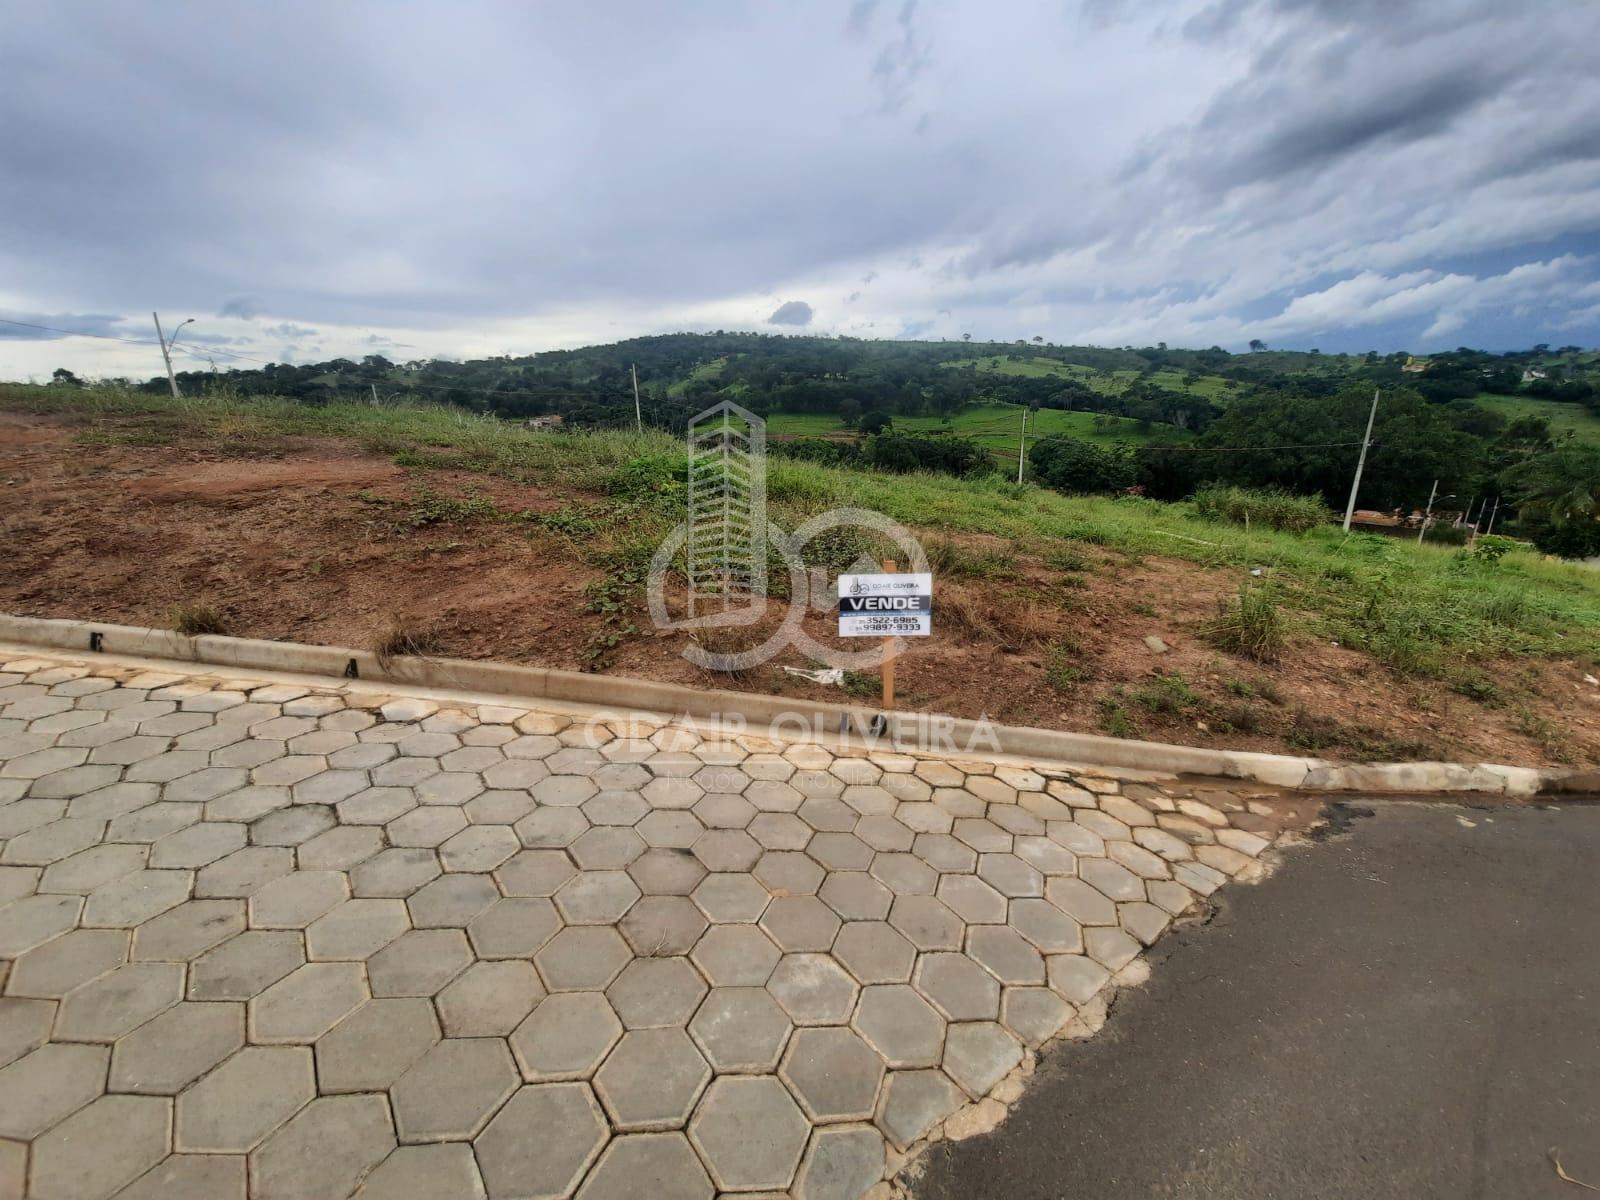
(1417, 479, 1440, 546)
(152, 313, 194, 399)
(1016, 405, 1028, 485)
(1342, 388, 1380, 532)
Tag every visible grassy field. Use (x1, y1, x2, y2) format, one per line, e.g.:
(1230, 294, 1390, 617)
(664, 356, 730, 397)
(767, 402, 1188, 449)
(8, 383, 1599, 692)
(942, 354, 1234, 401)
(943, 354, 1132, 394)
(1476, 392, 1600, 443)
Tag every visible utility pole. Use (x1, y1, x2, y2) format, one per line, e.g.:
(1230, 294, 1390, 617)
(152, 312, 192, 399)
(1341, 388, 1380, 532)
(1016, 406, 1028, 484)
(1417, 479, 1440, 545)
(1485, 496, 1501, 535)
(370, 384, 380, 407)
(630, 363, 643, 434)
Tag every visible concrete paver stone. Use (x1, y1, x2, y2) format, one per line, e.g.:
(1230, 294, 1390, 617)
(575, 1132, 713, 1200)
(0, 649, 1278, 1200)
(594, 1027, 712, 1131)
(391, 1036, 519, 1142)
(474, 1083, 609, 1200)
(511, 991, 624, 1082)
(689, 1075, 811, 1191)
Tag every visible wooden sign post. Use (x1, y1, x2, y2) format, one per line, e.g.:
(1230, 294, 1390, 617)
(881, 560, 896, 710)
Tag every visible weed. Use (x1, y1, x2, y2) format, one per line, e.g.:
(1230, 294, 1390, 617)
(1096, 689, 1139, 738)
(1203, 583, 1286, 663)
(1130, 602, 1157, 618)
(1192, 485, 1329, 533)
(925, 537, 1016, 579)
(1514, 706, 1572, 762)
(1208, 700, 1262, 734)
(580, 565, 646, 671)
(1045, 545, 1092, 572)
(1451, 672, 1502, 705)
(840, 670, 881, 698)
(1044, 641, 1088, 692)
(1256, 678, 1285, 705)
(1131, 671, 1198, 715)
(1284, 706, 1341, 750)
(406, 489, 499, 527)
(1223, 677, 1255, 697)
(171, 601, 230, 637)
(534, 506, 605, 538)
(373, 618, 443, 665)
(608, 454, 687, 503)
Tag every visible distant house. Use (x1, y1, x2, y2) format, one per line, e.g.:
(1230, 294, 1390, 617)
(1522, 368, 1548, 383)
(524, 414, 564, 430)
(1401, 357, 1429, 373)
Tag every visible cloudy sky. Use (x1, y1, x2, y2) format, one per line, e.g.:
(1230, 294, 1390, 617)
(3, 0, 1598, 380)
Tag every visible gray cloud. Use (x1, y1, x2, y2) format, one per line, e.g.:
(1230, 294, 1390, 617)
(218, 296, 263, 319)
(0, 0, 1596, 375)
(769, 300, 815, 326)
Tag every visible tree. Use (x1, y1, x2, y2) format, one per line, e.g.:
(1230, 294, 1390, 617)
(859, 410, 893, 435)
(837, 397, 862, 427)
(50, 367, 81, 387)
(1502, 442, 1600, 533)
(1248, 339, 1267, 353)
(1028, 436, 1136, 494)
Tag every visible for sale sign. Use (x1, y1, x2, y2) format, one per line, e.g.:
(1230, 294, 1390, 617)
(837, 573, 933, 637)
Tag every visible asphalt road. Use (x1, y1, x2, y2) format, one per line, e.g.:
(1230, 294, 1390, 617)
(911, 800, 1600, 1200)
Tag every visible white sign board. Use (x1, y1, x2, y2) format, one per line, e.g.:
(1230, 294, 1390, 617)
(837, 573, 932, 637)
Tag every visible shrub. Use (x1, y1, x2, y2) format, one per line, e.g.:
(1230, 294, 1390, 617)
(1421, 522, 1468, 546)
(1472, 534, 1519, 562)
(608, 453, 687, 500)
(864, 433, 991, 478)
(1520, 518, 1600, 560)
(1191, 485, 1329, 533)
(772, 438, 862, 468)
(1202, 583, 1286, 663)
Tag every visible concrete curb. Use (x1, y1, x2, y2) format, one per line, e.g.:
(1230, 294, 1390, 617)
(0, 612, 1572, 796)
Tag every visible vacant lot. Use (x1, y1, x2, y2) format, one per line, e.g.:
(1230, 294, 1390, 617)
(4, 386, 1600, 767)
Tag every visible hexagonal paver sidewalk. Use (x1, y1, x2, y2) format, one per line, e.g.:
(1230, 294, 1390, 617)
(0, 646, 1291, 1199)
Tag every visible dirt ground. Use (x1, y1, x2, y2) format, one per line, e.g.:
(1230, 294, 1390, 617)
(3, 410, 1597, 767)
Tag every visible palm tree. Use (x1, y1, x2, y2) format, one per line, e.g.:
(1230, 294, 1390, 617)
(1502, 443, 1600, 526)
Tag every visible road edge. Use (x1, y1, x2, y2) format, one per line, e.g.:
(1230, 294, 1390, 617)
(0, 612, 1568, 796)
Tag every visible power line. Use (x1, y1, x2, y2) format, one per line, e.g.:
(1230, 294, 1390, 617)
(1134, 439, 1369, 453)
(0, 316, 165, 346)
